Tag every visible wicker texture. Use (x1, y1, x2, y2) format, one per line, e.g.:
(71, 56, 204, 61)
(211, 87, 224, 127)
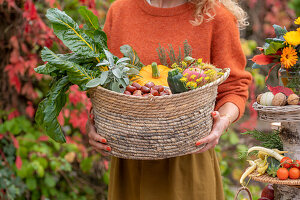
(90, 69, 230, 160)
(252, 102, 300, 122)
(249, 172, 300, 186)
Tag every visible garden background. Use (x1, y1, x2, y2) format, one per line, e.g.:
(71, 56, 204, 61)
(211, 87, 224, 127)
(0, 0, 299, 199)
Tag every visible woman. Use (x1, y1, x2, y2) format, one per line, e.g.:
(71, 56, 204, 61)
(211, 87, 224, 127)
(87, 0, 252, 199)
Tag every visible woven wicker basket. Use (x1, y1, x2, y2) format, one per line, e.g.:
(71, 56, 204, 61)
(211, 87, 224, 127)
(89, 68, 230, 160)
(252, 102, 300, 122)
(249, 172, 300, 186)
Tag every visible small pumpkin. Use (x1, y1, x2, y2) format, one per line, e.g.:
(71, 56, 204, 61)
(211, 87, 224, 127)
(135, 62, 170, 86)
(260, 92, 274, 106)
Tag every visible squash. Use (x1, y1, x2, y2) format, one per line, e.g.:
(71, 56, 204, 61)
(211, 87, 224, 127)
(167, 68, 188, 94)
(135, 62, 170, 86)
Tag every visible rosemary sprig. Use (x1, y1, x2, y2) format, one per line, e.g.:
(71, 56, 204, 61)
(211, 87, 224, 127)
(241, 129, 283, 151)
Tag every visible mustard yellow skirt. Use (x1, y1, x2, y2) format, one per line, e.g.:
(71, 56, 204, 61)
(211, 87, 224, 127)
(108, 149, 224, 200)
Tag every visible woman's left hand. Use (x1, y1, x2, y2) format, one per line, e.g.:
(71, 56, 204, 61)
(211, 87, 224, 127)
(194, 111, 230, 153)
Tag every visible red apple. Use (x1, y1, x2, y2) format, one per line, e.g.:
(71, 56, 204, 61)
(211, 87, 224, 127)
(261, 184, 274, 200)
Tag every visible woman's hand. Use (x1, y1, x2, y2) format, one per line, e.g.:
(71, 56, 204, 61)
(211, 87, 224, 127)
(194, 111, 231, 153)
(87, 114, 111, 156)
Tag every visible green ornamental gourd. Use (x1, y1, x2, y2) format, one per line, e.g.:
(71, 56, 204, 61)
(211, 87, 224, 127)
(167, 68, 188, 94)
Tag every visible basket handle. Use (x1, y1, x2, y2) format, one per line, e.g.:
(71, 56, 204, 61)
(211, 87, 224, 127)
(234, 187, 253, 200)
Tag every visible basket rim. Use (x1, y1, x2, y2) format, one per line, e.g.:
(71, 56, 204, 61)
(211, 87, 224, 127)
(89, 68, 230, 99)
(252, 102, 300, 112)
(249, 172, 300, 185)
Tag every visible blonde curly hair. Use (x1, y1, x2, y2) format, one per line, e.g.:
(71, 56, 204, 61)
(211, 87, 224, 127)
(188, 0, 249, 28)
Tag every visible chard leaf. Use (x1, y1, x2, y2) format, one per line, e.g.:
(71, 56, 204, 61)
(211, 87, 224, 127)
(94, 30, 108, 50)
(58, 53, 96, 64)
(35, 64, 57, 75)
(78, 6, 99, 30)
(41, 47, 93, 87)
(86, 78, 101, 88)
(120, 45, 143, 70)
(46, 8, 98, 58)
(35, 76, 71, 143)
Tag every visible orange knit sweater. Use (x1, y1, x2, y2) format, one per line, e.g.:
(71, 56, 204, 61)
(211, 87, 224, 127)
(103, 0, 252, 119)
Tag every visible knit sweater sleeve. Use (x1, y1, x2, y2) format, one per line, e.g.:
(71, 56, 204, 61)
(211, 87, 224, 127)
(211, 7, 252, 121)
(103, 5, 113, 50)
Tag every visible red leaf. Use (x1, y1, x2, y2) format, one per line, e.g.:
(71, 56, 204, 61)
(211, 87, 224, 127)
(15, 156, 22, 169)
(0, 135, 4, 140)
(103, 160, 109, 170)
(267, 85, 295, 96)
(251, 54, 275, 65)
(45, 0, 56, 7)
(25, 101, 35, 118)
(10, 36, 19, 50)
(38, 135, 49, 141)
(24, 1, 38, 20)
(11, 75, 21, 93)
(58, 112, 64, 126)
(8, 110, 20, 120)
(10, 134, 19, 149)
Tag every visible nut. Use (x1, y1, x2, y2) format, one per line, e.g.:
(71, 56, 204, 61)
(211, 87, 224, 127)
(257, 94, 263, 104)
(287, 94, 299, 105)
(272, 93, 287, 106)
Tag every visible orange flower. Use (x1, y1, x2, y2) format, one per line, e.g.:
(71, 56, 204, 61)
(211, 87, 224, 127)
(280, 46, 298, 69)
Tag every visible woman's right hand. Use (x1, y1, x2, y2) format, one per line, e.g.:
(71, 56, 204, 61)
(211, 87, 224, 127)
(87, 116, 111, 156)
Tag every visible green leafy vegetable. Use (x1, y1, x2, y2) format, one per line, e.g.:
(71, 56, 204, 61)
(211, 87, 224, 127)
(267, 157, 280, 177)
(120, 45, 143, 70)
(35, 76, 71, 143)
(35, 7, 141, 143)
(46, 8, 99, 58)
(78, 6, 99, 31)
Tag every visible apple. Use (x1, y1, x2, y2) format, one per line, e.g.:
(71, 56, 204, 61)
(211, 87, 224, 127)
(261, 184, 274, 200)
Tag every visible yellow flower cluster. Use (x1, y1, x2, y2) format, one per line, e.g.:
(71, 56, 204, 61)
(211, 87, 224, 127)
(186, 81, 197, 89)
(280, 17, 300, 68)
(204, 69, 217, 81)
(180, 77, 187, 82)
(295, 17, 300, 25)
(284, 17, 300, 46)
(181, 61, 187, 68)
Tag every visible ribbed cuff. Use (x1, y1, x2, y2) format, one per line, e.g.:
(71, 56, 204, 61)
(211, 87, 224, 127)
(214, 94, 246, 122)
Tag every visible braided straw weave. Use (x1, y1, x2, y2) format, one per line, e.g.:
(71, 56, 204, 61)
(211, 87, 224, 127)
(249, 172, 300, 186)
(90, 68, 230, 160)
(252, 102, 300, 122)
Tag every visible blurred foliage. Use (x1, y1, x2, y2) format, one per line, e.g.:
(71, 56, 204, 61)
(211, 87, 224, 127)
(0, 113, 108, 200)
(289, 0, 300, 17)
(216, 129, 261, 200)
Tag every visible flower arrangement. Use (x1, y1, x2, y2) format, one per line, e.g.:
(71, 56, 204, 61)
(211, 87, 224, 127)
(167, 57, 225, 94)
(251, 17, 300, 94)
